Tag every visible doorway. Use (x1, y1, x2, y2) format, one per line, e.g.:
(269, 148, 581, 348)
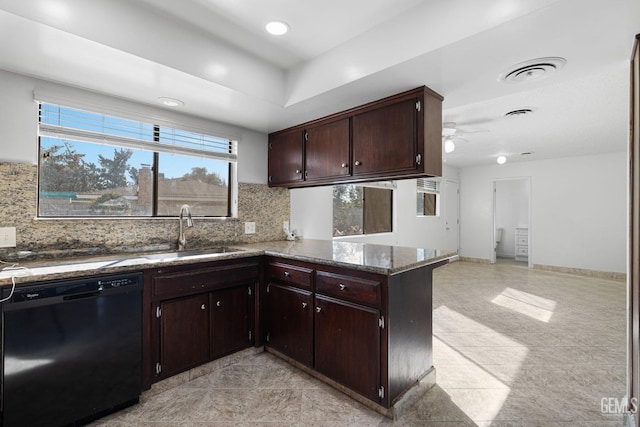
(491, 177, 531, 267)
(443, 179, 460, 254)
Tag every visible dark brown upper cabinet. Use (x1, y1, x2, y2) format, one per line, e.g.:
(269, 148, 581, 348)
(352, 97, 419, 177)
(267, 86, 443, 188)
(304, 118, 350, 181)
(268, 129, 304, 185)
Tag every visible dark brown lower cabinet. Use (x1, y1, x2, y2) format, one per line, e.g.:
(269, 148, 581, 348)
(211, 285, 254, 359)
(314, 294, 381, 402)
(159, 293, 210, 378)
(264, 256, 441, 409)
(265, 283, 313, 367)
(145, 259, 260, 386)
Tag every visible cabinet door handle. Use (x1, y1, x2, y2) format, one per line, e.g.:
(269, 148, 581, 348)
(338, 283, 345, 291)
(216, 301, 221, 307)
(341, 163, 347, 168)
(354, 160, 362, 166)
(295, 169, 301, 174)
(302, 302, 308, 309)
(316, 307, 322, 313)
(200, 304, 206, 310)
(284, 271, 290, 277)
(416, 153, 422, 165)
(304, 131, 309, 141)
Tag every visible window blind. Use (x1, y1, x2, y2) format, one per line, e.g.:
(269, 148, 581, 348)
(38, 103, 237, 162)
(416, 178, 440, 194)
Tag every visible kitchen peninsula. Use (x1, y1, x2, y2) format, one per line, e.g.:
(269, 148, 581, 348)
(0, 239, 454, 419)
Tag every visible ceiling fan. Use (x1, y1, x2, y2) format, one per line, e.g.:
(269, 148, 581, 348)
(441, 122, 488, 153)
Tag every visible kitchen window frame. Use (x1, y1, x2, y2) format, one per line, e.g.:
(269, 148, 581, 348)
(36, 103, 238, 220)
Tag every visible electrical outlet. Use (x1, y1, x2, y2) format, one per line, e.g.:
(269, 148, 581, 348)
(0, 227, 16, 248)
(244, 222, 256, 234)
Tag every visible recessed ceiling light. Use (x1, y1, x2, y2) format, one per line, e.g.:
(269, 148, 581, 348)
(497, 155, 507, 165)
(266, 21, 289, 36)
(499, 57, 566, 83)
(157, 97, 184, 107)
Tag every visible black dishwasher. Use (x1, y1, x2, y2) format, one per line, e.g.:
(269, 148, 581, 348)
(1, 272, 143, 427)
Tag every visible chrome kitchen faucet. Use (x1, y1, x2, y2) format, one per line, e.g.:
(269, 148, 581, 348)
(178, 204, 194, 251)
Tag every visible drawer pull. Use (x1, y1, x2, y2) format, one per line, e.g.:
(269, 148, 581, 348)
(284, 271, 290, 277)
(338, 283, 346, 291)
(316, 307, 322, 313)
(216, 301, 221, 307)
(200, 304, 206, 310)
(302, 302, 308, 309)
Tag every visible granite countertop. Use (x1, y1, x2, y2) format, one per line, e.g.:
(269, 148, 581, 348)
(241, 239, 455, 274)
(0, 239, 455, 287)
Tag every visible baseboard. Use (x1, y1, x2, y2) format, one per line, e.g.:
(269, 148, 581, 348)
(533, 263, 626, 281)
(458, 257, 491, 264)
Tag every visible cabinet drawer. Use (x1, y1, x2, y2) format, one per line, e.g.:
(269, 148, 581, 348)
(516, 246, 529, 255)
(153, 263, 259, 298)
(315, 271, 380, 307)
(268, 262, 313, 290)
(516, 237, 528, 245)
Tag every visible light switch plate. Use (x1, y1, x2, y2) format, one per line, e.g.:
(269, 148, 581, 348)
(244, 222, 256, 234)
(0, 227, 16, 248)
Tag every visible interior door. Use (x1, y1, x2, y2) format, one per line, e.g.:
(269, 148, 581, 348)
(444, 180, 460, 254)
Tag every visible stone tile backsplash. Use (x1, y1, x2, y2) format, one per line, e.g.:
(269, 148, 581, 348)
(0, 162, 289, 261)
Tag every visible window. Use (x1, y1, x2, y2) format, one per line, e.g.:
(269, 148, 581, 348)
(417, 178, 440, 216)
(333, 183, 393, 237)
(37, 103, 237, 218)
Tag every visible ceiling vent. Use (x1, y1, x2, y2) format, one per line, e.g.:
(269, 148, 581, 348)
(499, 57, 566, 83)
(504, 108, 534, 117)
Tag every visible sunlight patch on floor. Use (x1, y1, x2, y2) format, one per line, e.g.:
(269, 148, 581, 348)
(433, 306, 530, 421)
(491, 287, 557, 322)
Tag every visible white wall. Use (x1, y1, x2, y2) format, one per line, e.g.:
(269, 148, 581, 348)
(495, 179, 530, 257)
(0, 70, 268, 184)
(290, 164, 460, 249)
(460, 152, 627, 273)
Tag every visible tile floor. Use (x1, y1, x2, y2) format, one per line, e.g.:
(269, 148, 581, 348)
(91, 260, 627, 426)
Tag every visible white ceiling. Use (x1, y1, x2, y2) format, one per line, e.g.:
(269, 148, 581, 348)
(0, 0, 637, 167)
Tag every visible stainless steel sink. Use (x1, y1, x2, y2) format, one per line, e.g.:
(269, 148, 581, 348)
(142, 247, 245, 261)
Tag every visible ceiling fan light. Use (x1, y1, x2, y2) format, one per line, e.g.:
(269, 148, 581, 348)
(497, 155, 507, 164)
(444, 138, 455, 153)
(442, 122, 457, 137)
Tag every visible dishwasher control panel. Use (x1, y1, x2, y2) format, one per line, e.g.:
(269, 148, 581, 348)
(3, 273, 142, 303)
(98, 276, 138, 289)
